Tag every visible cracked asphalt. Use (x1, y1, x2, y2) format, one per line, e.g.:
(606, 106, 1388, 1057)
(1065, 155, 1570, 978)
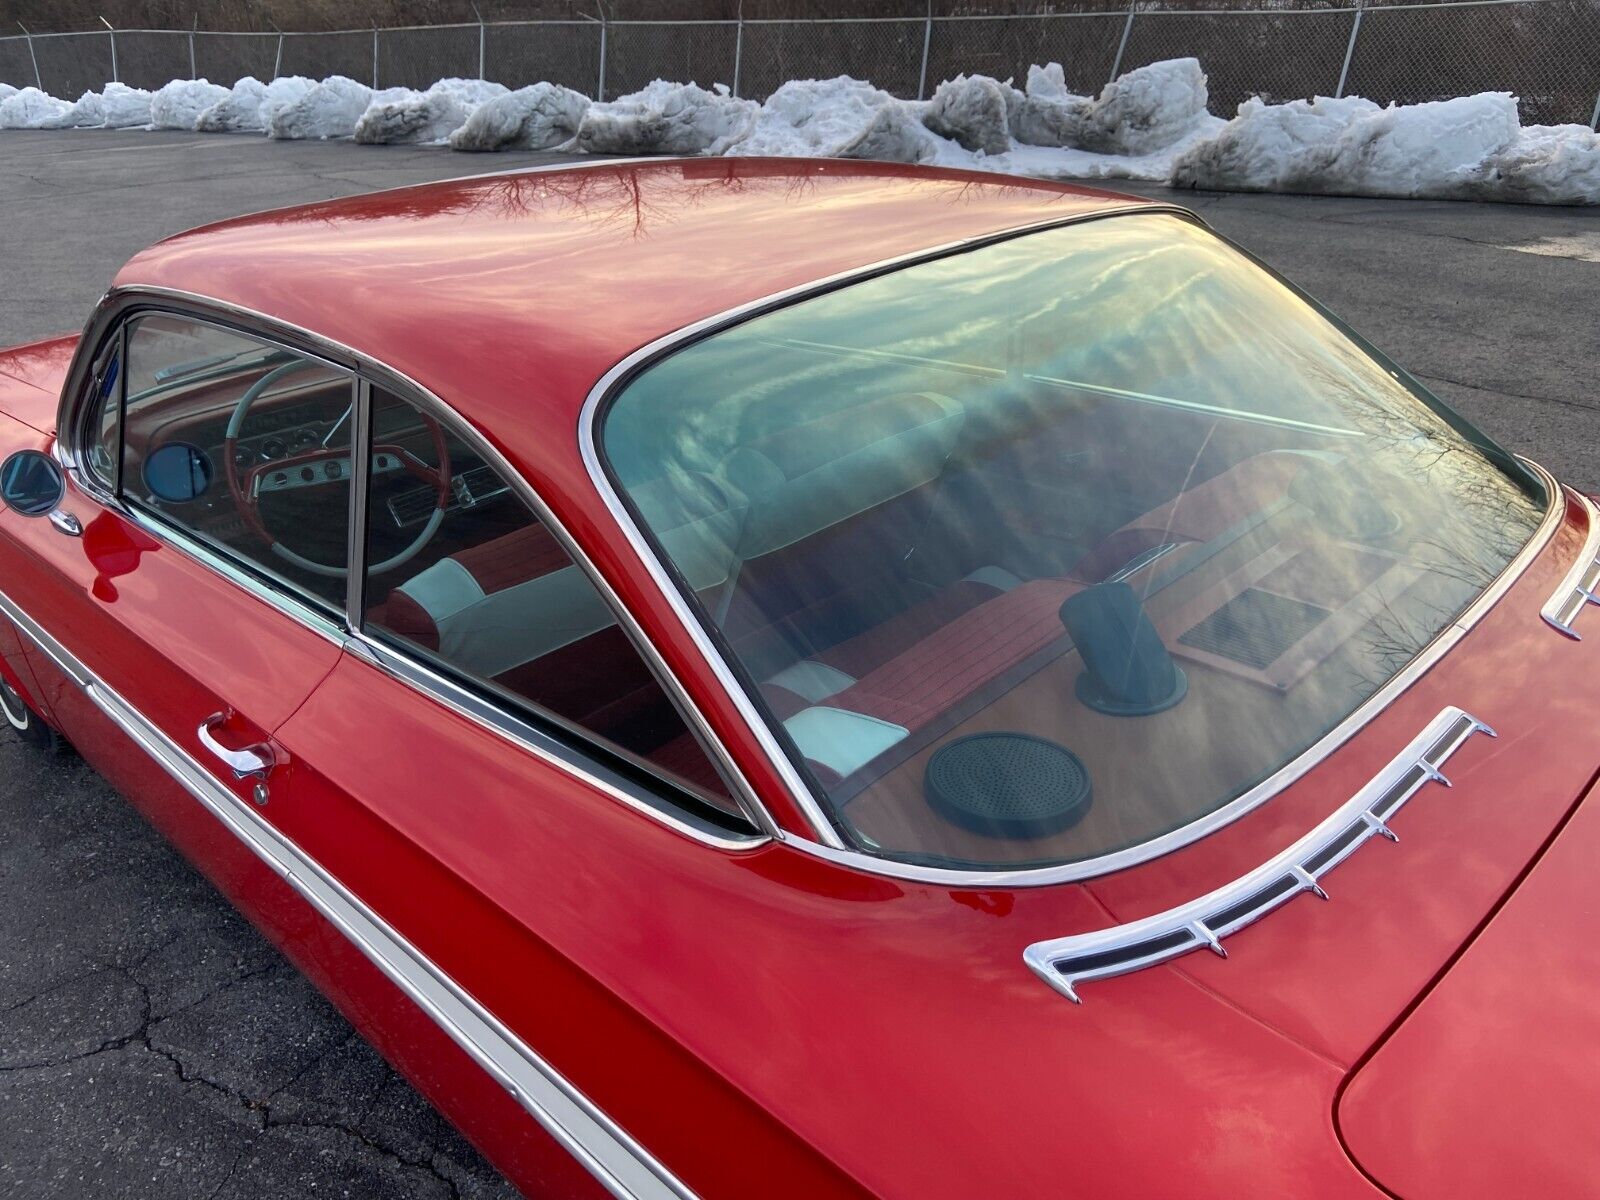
(0, 130, 1596, 1198)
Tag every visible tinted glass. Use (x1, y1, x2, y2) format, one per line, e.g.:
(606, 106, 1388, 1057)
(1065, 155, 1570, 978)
(122, 316, 355, 610)
(602, 214, 1545, 869)
(360, 386, 738, 815)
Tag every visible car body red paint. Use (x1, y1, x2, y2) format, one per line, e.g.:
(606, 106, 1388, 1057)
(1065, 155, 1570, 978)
(0, 159, 1593, 1199)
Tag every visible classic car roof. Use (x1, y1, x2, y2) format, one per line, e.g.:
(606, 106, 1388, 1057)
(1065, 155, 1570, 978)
(113, 159, 1151, 484)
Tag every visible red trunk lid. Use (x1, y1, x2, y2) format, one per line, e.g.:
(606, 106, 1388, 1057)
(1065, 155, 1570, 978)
(1337, 772, 1600, 1199)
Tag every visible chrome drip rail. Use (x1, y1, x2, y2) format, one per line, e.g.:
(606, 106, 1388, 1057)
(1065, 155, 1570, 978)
(1541, 491, 1600, 638)
(1023, 707, 1493, 1004)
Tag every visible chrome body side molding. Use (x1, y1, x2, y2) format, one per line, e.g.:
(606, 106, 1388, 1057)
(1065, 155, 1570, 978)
(1541, 491, 1600, 638)
(0, 585, 699, 1200)
(1023, 707, 1493, 1004)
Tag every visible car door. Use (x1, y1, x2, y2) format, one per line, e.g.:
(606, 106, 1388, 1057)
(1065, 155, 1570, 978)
(0, 308, 353, 833)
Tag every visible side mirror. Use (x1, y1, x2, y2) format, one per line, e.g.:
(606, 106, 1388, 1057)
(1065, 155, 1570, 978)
(0, 450, 66, 517)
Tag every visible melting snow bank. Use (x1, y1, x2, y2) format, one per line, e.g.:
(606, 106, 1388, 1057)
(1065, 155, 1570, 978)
(1171, 92, 1600, 204)
(1, 58, 1594, 204)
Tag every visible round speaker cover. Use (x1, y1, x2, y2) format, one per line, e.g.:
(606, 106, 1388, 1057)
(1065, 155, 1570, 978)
(925, 732, 1092, 840)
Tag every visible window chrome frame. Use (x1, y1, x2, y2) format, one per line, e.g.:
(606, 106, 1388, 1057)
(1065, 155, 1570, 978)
(56, 286, 774, 850)
(579, 204, 1566, 887)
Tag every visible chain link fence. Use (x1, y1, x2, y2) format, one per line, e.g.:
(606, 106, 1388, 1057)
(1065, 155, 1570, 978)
(4, 0, 1598, 129)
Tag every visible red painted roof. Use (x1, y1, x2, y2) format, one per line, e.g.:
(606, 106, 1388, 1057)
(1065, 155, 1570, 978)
(116, 158, 1149, 493)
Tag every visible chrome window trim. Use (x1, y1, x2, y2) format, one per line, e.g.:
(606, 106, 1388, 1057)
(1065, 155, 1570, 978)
(1540, 490, 1600, 638)
(0, 583, 697, 1200)
(343, 633, 761, 851)
(56, 287, 776, 848)
(1024, 706, 1493, 1003)
(577, 203, 1566, 886)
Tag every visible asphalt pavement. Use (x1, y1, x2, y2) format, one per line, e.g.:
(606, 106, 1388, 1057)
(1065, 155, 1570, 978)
(0, 128, 1595, 1199)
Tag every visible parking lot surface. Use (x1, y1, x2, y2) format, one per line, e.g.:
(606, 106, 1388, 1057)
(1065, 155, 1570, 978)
(0, 129, 1595, 1198)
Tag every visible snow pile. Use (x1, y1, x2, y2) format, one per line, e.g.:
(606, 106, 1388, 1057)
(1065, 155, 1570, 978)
(449, 82, 591, 151)
(98, 83, 156, 128)
(733, 77, 941, 163)
(197, 76, 318, 134)
(150, 79, 231, 130)
(574, 80, 758, 155)
(2, 56, 1594, 205)
(1169, 91, 1597, 203)
(925, 74, 1016, 155)
(1008, 63, 1095, 148)
(1475, 122, 1600, 205)
(1081, 57, 1211, 154)
(0, 87, 75, 129)
(353, 78, 508, 145)
(268, 75, 382, 140)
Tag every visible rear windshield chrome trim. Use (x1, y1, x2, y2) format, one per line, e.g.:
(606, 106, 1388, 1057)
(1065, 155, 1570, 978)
(0, 584, 698, 1200)
(1024, 706, 1493, 1002)
(580, 203, 1193, 851)
(55, 285, 777, 849)
(1540, 490, 1600, 638)
(579, 192, 1565, 888)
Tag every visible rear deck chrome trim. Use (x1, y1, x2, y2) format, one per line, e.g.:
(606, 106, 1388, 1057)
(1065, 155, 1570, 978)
(1540, 490, 1600, 638)
(0, 584, 698, 1200)
(1024, 706, 1494, 1003)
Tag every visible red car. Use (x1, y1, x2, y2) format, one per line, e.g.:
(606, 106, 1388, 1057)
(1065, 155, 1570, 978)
(0, 158, 1594, 1199)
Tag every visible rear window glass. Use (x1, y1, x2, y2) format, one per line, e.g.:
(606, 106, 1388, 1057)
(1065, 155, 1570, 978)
(599, 213, 1544, 871)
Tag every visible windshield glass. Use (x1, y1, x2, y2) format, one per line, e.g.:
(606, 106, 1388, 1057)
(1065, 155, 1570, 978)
(600, 213, 1545, 870)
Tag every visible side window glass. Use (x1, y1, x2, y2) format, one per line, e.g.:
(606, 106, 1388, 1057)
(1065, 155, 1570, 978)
(360, 385, 738, 814)
(122, 316, 355, 611)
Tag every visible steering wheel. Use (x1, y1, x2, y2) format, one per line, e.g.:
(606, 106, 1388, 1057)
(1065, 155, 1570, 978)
(223, 361, 452, 579)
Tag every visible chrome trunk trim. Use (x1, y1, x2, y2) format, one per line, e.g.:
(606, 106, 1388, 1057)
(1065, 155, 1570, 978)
(1540, 490, 1600, 639)
(1023, 706, 1493, 1003)
(0, 583, 698, 1200)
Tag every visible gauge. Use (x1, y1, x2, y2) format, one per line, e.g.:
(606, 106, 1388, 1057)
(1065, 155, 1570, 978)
(293, 427, 320, 448)
(260, 437, 287, 460)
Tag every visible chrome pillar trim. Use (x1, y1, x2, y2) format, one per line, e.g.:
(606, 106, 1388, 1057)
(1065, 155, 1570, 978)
(1024, 706, 1494, 1004)
(344, 378, 372, 634)
(1540, 489, 1600, 639)
(54, 285, 778, 846)
(0, 584, 699, 1200)
(575, 183, 1565, 884)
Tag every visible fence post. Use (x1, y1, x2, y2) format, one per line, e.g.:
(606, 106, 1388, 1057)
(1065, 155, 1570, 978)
(732, 2, 743, 99)
(273, 30, 283, 80)
(1335, 3, 1364, 99)
(476, 8, 486, 81)
(597, 7, 608, 103)
(100, 16, 119, 83)
(189, 14, 198, 78)
(372, 26, 380, 89)
(1590, 83, 1600, 131)
(917, 2, 933, 101)
(16, 22, 41, 90)
(1108, 3, 1135, 86)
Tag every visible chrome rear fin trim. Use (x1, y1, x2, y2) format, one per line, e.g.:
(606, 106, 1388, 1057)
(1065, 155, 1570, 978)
(1541, 490, 1600, 639)
(0, 584, 698, 1200)
(1024, 706, 1492, 1003)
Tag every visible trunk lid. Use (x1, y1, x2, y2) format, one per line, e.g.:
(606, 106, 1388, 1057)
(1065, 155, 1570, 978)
(1337, 772, 1600, 1198)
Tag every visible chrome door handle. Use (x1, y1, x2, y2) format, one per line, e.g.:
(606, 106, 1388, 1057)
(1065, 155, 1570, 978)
(198, 712, 274, 780)
(49, 510, 82, 537)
